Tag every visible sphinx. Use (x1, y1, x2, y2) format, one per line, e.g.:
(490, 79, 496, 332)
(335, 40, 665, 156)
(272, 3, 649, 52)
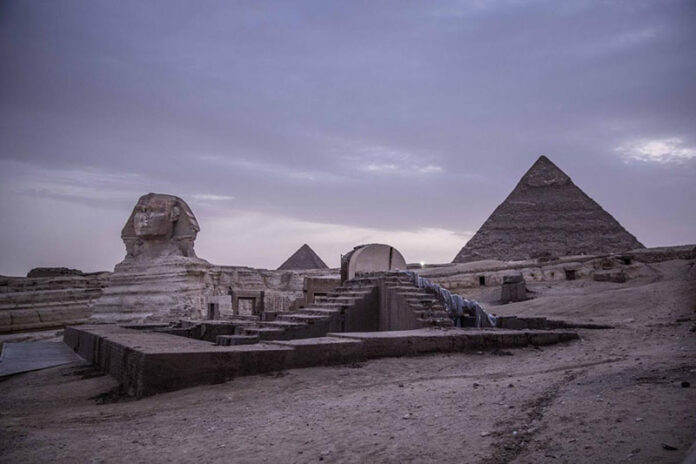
(121, 193, 199, 260)
(91, 193, 212, 323)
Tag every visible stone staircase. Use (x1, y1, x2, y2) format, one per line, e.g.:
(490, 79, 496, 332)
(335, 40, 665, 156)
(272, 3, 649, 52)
(218, 272, 453, 344)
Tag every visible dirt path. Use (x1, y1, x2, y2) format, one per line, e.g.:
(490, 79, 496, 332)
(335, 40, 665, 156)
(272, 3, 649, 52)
(1, 260, 694, 463)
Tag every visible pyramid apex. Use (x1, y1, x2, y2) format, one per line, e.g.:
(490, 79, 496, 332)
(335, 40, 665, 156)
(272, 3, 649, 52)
(520, 155, 570, 188)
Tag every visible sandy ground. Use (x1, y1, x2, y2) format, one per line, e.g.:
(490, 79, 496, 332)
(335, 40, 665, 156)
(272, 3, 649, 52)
(1, 260, 694, 463)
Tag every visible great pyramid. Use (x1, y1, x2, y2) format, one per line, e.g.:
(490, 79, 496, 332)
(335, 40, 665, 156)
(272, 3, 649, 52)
(453, 156, 644, 263)
(278, 244, 329, 270)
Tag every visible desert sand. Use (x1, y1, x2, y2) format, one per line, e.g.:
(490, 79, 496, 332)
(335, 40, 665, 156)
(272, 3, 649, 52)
(1, 259, 694, 463)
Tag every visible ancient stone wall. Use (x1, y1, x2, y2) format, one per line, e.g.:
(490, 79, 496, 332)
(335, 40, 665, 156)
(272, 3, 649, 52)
(209, 266, 338, 314)
(419, 253, 656, 296)
(0, 272, 110, 333)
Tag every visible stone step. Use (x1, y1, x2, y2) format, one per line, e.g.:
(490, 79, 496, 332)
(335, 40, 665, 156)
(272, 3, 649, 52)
(278, 314, 331, 323)
(309, 299, 358, 307)
(257, 321, 307, 329)
(387, 286, 426, 292)
(240, 327, 296, 341)
(407, 302, 444, 311)
(325, 296, 362, 304)
(333, 284, 376, 291)
(307, 302, 351, 309)
(405, 296, 438, 304)
(298, 307, 341, 316)
(320, 294, 369, 302)
(241, 327, 286, 336)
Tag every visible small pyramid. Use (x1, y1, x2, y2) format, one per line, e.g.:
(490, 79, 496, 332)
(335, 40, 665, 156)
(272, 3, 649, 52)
(278, 244, 329, 270)
(453, 156, 644, 263)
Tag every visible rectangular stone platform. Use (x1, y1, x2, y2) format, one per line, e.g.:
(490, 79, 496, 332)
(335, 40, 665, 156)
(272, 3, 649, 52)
(64, 325, 578, 398)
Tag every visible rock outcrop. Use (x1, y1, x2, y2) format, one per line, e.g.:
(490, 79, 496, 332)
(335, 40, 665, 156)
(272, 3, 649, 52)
(453, 156, 644, 263)
(26, 267, 84, 278)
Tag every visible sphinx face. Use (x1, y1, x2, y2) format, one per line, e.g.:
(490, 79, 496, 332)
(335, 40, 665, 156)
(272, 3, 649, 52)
(133, 198, 179, 238)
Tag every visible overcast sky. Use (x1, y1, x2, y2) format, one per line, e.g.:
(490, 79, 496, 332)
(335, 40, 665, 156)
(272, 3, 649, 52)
(1, 0, 695, 275)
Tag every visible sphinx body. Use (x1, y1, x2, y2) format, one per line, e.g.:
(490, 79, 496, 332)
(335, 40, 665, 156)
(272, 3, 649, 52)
(91, 193, 213, 323)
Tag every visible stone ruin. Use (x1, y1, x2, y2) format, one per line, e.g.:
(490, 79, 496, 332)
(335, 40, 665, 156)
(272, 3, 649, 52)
(65, 232, 585, 396)
(60, 198, 594, 397)
(500, 273, 528, 304)
(340, 244, 407, 282)
(5, 188, 678, 397)
(88, 193, 336, 326)
(3, 182, 689, 336)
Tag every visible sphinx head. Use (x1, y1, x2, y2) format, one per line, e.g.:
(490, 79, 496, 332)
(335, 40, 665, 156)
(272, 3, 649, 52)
(122, 193, 199, 259)
(133, 195, 181, 238)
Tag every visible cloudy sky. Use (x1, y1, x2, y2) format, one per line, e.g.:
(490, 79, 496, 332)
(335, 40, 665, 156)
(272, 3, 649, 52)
(1, 0, 695, 275)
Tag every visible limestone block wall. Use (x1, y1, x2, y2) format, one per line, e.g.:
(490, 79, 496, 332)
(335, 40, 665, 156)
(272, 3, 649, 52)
(0, 272, 110, 333)
(418, 254, 655, 296)
(209, 266, 338, 314)
(379, 284, 425, 331)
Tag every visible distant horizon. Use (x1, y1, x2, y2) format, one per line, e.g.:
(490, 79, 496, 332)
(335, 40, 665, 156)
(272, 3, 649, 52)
(1, 1, 694, 275)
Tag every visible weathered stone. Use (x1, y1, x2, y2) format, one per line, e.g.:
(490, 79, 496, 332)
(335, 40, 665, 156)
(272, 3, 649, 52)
(121, 192, 200, 260)
(340, 244, 407, 282)
(503, 273, 524, 284)
(26, 267, 84, 278)
(89, 193, 335, 324)
(0, 273, 109, 333)
(453, 156, 644, 263)
(500, 272, 528, 303)
(91, 193, 213, 323)
(593, 270, 627, 283)
(626, 244, 696, 263)
(63, 324, 579, 397)
(91, 256, 213, 323)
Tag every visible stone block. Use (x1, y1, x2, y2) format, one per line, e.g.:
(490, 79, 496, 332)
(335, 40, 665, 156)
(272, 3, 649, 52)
(500, 276, 528, 303)
(267, 337, 366, 368)
(593, 271, 627, 283)
(64, 325, 579, 397)
(503, 273, 524, 284)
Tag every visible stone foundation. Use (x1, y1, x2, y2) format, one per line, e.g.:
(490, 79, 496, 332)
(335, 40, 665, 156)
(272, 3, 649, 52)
(64, 324, 579, 397)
